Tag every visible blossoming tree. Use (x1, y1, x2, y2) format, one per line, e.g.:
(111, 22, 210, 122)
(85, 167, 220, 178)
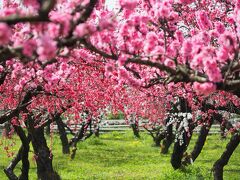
(0, 0, 240, 180)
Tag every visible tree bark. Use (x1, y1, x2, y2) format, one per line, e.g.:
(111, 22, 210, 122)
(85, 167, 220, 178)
(171, 119, 194, 169)
(69, 122, 87, 159)
(31, 127, 60, 180)
(4, 127, 31, 180)
(45, 123, 50, 136)
(220, 124, 226, 139)
(131, 122, 140, 138)
(55, 114, 70, 154)
(94, 127, 100, 137)
(161, 124, 174, 154)
(4, 122, 11, 136)
(69, 121, 93, 159)
(182, 124, 211, 165)
(171, 130, 192, 169)
(213, 133, 240, 180)
(14, 127, 30, 180)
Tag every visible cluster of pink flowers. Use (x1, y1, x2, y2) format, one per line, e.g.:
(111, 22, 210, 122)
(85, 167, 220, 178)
(23, 39, 37, 57)
(196, 11, 212, 31)
(22, 0, 40, 9)
(119, 0, 139, 9)
(50, 11, 72, 36)
(74, 23, 96, 37)
(37, 35, 57, 62)
(144, 32, 159, 54)
(203, 58, 222, 82)
(118, 68, 142, 87)
(193, 82, 216, 95)
(0, 23, 11, 45)
(178, 0, 194, 4)
(182, 40, 192, 57)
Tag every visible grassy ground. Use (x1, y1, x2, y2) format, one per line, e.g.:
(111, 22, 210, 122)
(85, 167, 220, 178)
(0, 131, 240, 179)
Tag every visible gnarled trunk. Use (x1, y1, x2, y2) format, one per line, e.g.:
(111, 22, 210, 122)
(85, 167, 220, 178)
(4, 126, 31, 180)
(94, 127, 100, 137)
(171, 119, 194, 169)
(31, 127, 60, 180)
(183, 115, 215, 165)
(45, 123, 50, 136)
(55, 114, 70, 154)
(131, 122, 140, 138)
(171, 130, 192, 169)
(4, 122, 11, 136)
(213, 133, 240, 180)
(161, 124, 173, 154)
(69, 121, 93, 159)
(183, 124, 210, 165)
(153, 133, 165, 146)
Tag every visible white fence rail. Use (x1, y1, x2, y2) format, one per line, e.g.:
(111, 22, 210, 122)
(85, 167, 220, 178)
(1, 118, 240, 134)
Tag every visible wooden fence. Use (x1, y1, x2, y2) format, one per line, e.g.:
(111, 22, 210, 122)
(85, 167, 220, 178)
(1, 119, 239, 135)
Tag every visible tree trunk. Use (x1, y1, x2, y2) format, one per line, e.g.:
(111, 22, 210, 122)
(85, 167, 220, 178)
(94, 127, 100, 137)
(69, 122, 87, 159)
(45, 123, 50, 136)
(182, 124, 211, 165)
(4, 127, 31, 180)
(161, 124, 173, 154)
(220, 124, 226, 139)
(4, 122, 11, 136)
(16, 128, 30, 180)
(69, 121, 93, 159)
(183, 114, 217, 165)
(170, 97, 194, 169)
(131, 123, 140, 138)
(171, 128, 193, 169)
(213, 133, 240, 180)
(55, 114, 70, 154)
(31, 127, 60, 180)
(152, 132, 165, 147)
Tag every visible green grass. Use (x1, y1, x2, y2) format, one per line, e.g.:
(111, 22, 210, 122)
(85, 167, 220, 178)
(0, 132, 240, 179)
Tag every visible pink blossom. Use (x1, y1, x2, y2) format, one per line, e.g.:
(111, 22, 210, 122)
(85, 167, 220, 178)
(23, 0, 40, 9)
(218, 31, 236, 52)
(74, 23, 96, 37)
(144, 32, 158, 53)
(74, 24, 88, 37)
(203, 57, 222, 82)
(164, 59, 175, 68)
(178, 0, 194, 4)
(215, 22, 225, 34)
(48, 23, 60, 38)
(105, 63, 114, 78)
(37, 35, 57, 61)
(182, 40, 192, 57)
(118, 55, 127, 66)
(14, 84, 22, 92)
(119, 23, 130, 37)
(0, 65, 4, 73)
(193, 82, 216, 95)
(60, 62, 68, 71)
(118, 68, 129, 80)
(19, 78, 27, 87)
(175, 30, 184, 43)
(154, 2, 172, 18)
(196, 11, 212, 30)
(217, 47, 229, 62)
(50, 12, 72, 36)
(23, 39, 37, 57)
(120, 0, 138, 9)
(0, 23, 11, 45)
(159, 6, 170, 18)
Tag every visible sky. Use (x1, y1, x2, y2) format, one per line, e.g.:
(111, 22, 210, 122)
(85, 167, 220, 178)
(105, 0, 119, 10)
